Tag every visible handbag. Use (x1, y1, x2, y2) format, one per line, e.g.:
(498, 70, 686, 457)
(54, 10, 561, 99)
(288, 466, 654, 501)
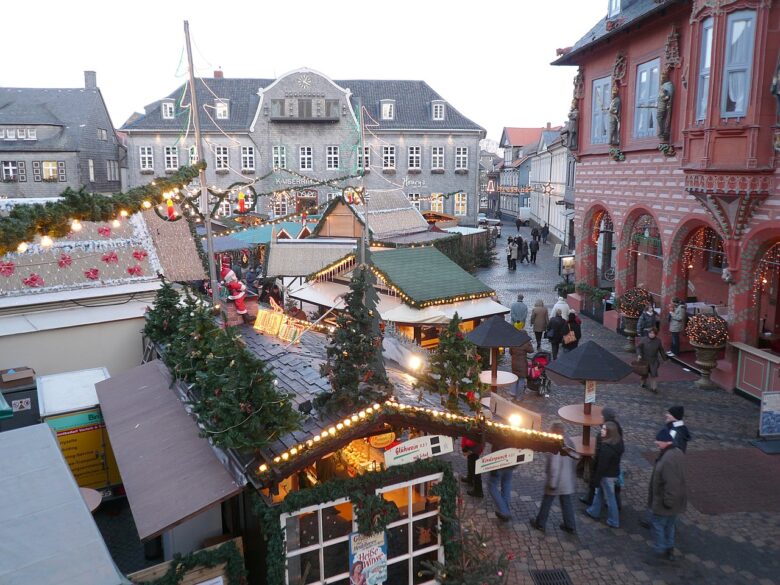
(563, 328, 577, 345)
(631, 359, 649, 377)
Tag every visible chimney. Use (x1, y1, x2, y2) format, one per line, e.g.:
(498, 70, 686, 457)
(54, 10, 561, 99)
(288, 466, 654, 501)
(546, 122, 551, 129)
(84, 71, 97, 89)
(214, 69, 224, 79)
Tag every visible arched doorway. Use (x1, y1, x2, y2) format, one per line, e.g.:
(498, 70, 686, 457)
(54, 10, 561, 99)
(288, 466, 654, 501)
(680, 226, 729, 310)
(750, 241, 780, 347)
(592, 209, 616, 288)
(622, 211, 663, 304)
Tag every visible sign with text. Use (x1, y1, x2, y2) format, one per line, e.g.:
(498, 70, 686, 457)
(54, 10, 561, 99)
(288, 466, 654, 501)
(384, 435, 453, 468)
(349, 531, 387, 585)
(585, 380, 597, 404)
(475, 448, 534, 474)
(759, 391, 780, 438)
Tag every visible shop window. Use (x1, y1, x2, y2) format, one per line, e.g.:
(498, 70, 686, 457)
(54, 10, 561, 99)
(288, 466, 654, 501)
(634, 58, 660, 138)
(721, 10, 756, 118)
(591, 76, 611, 144)
(696, 18, 714, 121)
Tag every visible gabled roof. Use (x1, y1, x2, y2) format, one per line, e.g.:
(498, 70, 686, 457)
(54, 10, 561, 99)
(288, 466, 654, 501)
(553, 0, 680, 66)
(371, 246, 494, 307)
(265, 239, 356, 278)
(500, 127, 546, 148)
(230, 220, 318, 245)
(0, 87, 103, 152)
(356, 191, 431, 239)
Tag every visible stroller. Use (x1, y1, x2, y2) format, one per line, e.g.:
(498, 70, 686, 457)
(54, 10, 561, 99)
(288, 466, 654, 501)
(526, 351, 552, 397)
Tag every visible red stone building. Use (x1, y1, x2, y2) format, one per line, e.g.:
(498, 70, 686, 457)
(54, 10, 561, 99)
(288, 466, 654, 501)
(553, 0, 780, 396)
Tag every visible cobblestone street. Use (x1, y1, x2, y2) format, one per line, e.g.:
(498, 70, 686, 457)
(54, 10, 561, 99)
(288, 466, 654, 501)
(462, 222, 780, 585)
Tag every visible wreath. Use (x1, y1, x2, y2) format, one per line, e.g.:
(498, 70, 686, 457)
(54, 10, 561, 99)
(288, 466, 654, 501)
(350, 492, 400, 535)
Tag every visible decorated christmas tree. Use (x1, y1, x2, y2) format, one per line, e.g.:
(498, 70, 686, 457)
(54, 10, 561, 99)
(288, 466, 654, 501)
(319, 256, 391, 413)
(143, 277, 182, 345)
(415, 314, 484, 413)
(163, 291, 219, 383)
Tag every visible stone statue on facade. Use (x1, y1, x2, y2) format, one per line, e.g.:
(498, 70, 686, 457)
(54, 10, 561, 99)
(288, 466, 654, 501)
(608, 84, 621, 147)
(771, 60, 780, 117)
(656, 70, 674, 143)
(565, 100, 579, 151)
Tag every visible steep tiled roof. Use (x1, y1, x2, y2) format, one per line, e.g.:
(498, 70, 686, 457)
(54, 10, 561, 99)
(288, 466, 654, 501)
(0, 88, 102, 152)
(553, 0, 681, 66)
(356, 191, 430, 240)
(501, 127, 545, 148)
(265, 240, 356, 278)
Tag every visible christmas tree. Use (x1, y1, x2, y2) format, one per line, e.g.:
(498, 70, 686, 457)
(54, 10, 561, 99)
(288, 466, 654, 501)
(318, 258, 391, 413)
(163, 291, 219, 383)
(143, 277, 182, 345)
(415, 314, 484, 413)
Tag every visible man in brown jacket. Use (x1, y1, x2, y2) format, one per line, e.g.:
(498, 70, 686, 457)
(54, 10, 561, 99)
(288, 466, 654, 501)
(648, 428, 687, 562)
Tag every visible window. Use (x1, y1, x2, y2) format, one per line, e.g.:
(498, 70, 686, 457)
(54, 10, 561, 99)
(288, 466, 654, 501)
(271, 99, 285, 117)
(325, 99, 340, 118)
(97, 128, 108, 141)
(431, 193, 444, 213)
(215, 101, 229, 119)
(299, 146, 312, 170)
(408, 193, 421, 210)
(326, 192, 340, 201)
(217, 198, 232, 217)
(608, 0, 620, 18)
(106, 160, 119, 182)
(16, 129, 25, 139)
(1, 161, 17, 181)
(431, 146, 444, 170)
(298, 99, 312, 118)
(455, 147, 468, 170)
(164, 146, 179, 170)
(326, 146, 339, 170)
(634, 58, 660, 137)
(214, 146, 229, 170)
(161, 101, 175, 119)
(454, 192, 468, 216)
(57, 161, 67, 182)
(408, 146, 421, 169)
(42, 161, 58, 180)
(591, 76, 611, 144)
(381, 101, 395, 120)
(432, 103, 445, 120)
(382, 146, 396, 169)
(139, 146, 154, 171)
(273, 193, 290, 217)
(26, 128, 37, 140)
(696, 18, 714, 121)
(2, 129, 13, 140)
(273, 146, 287, 169)
(721, 10, 756, 118)
(241, 146, 255, 171)
(88, 159, 95, 182)
(357, 146, 371, 171)
(17, 161, 26, 182)
(189, 145, 198, 165)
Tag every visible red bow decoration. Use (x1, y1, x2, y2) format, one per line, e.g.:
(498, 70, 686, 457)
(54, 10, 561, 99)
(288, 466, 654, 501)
(58, 254, 72, 268)
(98, 226, 112, 238)
(23, 273, 45, 288)
(466, 391, 476, 402)
(101, 251, 119, 264)
(127, 264, 143, 276)
(84, 268, 100, 280)
(0, 261, 14, 277)
(132, 249, 148, 261)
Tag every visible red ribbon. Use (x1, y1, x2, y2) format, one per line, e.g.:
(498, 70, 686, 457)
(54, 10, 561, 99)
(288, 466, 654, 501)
(84, 268, 100, 280)
(58, 254, 72, 268)
(98, 226, 112, 238)
(127, 264, 143, 276)
(101, 251, 119, 264)
(23, 273, 45, 288)
(0, 261, 14, 277)
(132, 249, 148, 261)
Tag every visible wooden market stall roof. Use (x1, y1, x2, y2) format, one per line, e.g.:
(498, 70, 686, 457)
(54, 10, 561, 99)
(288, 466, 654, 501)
(95, 360, 244, 541)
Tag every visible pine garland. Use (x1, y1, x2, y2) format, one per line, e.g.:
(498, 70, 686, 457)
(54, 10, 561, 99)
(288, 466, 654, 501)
(143, 277, 181, 345)
(350, 492, 401, 535)
(132, 540, 246, 585)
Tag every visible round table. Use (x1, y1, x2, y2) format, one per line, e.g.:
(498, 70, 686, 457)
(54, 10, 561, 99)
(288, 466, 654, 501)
(557, 404, 604, 427)
(80, 487, 102, 513)
(479, 370, 518, 387)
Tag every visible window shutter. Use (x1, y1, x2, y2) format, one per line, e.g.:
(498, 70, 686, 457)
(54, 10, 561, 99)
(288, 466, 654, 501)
(32, 161, 41, 182)
(17, 161, 26, 182)
(57, 161, 67, 182)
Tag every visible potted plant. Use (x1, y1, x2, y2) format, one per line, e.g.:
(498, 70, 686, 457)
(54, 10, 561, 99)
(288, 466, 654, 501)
(685, 312, 729, 389)
(617, 287, 652, 352)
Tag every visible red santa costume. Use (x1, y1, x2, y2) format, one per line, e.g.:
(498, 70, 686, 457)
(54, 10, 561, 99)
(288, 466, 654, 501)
(220, 264, 248, 317)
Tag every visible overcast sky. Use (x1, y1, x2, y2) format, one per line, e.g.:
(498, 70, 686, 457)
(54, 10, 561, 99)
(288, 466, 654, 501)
(3, 0, 606, 142)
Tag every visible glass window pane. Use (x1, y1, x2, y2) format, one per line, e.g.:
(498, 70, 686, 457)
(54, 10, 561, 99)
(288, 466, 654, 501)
(322, 502, 352, 541)
(413, 550, 439, 584)
(725, 71, 747, 113)
(387, 559, 408, 584)
(287, 549, 320, 585)
(413, 516, 439, 551)
(387, 523, 409, 559)
(323, 541, 349, 579)
(286, 511, 319, 551)
(418, 480, 440, 512)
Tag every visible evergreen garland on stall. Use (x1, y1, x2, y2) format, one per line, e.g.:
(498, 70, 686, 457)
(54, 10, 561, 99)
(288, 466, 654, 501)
(350, 492, 401, 535)
(415, 314, 485, 413)
(132, 540, 247, 585)
(143, 277, 182, 345)
(317, 257, 392, 413)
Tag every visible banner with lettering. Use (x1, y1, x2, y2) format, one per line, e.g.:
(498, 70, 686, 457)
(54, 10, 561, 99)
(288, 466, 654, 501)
(384, 435, 453, 468)
(475, 448, 534, 474)
(349, 531, 387, 585)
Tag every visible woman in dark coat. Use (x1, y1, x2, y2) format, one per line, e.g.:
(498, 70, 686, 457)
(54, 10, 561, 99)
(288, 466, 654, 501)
(584, 421, 623, 528)
(547, 309, 567, 360)
(562, 312, 582, 352)
(509, 339, 535, 400)
(636, 328, 668, 392)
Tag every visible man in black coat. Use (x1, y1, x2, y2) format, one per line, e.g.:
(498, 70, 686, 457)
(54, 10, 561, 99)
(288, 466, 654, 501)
(547, 309, 567, 360)
(647, 428, 687, 562)
(665, 405, 692, 453)
(529, 238, 539, 264)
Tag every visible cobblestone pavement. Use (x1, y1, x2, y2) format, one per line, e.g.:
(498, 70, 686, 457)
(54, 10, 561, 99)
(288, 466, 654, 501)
(465, 223, 780, 585)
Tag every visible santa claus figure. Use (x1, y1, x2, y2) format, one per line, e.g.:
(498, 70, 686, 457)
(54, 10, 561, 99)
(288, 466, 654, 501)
(220, 258, 251, 323)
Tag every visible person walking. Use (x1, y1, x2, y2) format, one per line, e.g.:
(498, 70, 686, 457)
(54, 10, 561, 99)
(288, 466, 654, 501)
(488, 449, 517, 522)
(562, 311, 582, 352)
(505, 239, 513, 270)
(636, 328, 668, 392)
(515, 217, 522, 233)
(552, 296, 571, 321)
(547, 309, 567, 360)
(637, 303, 658, 337)
(521, 238, 530, 265)
(541, 223, 550, 244)
(530, 300, 549, 350)
(510, 294, 528, 331)
(516, 236, 525, 264)
(581, 407, 623, 507)
(647, 428, 687, 562)
(584, 421, 623, 528)
(529, 238, 539, 264)
(530, 421, 579, 534)
(510, 337, 535, 400)
(460, 437, 484, 498)
(665, 406, 692, 453)
(510, 238, 519, 270)
(668, 298, 687, 356)
(531, 226, 540, 242)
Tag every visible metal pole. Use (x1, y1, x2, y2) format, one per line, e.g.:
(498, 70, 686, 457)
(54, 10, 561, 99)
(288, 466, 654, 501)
(184, 20, 218, 306)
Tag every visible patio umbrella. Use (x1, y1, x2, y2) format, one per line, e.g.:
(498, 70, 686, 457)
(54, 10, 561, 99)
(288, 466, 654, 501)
(466, 316, 532, 382)
(546, 340, 632, 381)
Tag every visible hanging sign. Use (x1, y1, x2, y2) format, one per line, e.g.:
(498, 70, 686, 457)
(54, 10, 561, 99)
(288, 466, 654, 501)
(368, 432, 396, 449)
(585, 380, 597, 404)
(475, 448, 534, 474)
(349, 531, 387, 585)
(384, 435, 453, 468)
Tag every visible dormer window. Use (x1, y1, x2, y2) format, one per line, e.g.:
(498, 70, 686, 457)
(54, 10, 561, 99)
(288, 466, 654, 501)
(381, 100, 395, 121)
(607, 0, 620, 18)
(215, 100, 229, 120)
(161, 101, 175, 119)
(432, 101, 446, 121)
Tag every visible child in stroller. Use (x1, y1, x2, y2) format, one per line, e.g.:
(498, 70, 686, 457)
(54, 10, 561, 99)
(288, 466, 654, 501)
(526, 351, 552, 397)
